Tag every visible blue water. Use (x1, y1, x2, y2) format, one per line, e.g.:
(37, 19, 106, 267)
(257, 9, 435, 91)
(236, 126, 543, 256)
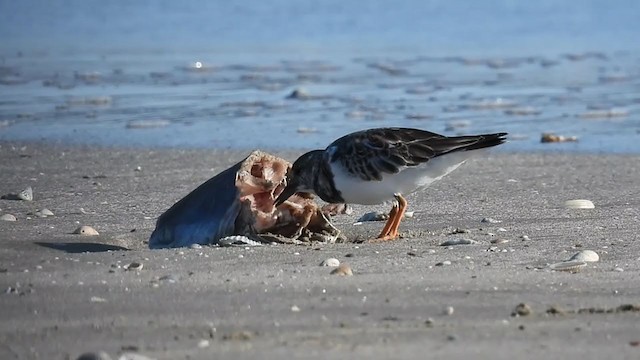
(1, 0, 639, 152)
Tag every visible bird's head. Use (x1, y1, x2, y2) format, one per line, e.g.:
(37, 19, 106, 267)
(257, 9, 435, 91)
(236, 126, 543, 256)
(274, 150, 323, 207)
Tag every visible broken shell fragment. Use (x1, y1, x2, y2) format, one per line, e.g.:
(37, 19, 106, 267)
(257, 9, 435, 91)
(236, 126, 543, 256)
(148, 150, 338, 248)
(564, 199, 595, 209)
(549, 261, 587, 273)
(320, 258, 340, 267)
(330, 264, 353, 276)
(73, 226, 99, 236)
(569, 250, 599, 262)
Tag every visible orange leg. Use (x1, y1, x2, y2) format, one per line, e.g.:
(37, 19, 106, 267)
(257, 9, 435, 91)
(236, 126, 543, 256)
(375, 203, 399, 239)
(374, 194, 407, 241)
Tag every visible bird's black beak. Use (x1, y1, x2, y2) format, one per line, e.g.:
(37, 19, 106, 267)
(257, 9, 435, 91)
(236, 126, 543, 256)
(274, 183, 298, 207)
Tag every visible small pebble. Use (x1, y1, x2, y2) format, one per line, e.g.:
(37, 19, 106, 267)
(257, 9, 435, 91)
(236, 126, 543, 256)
(520, 235, 530, 241)
(435, 260, 452, 266)
(73, 226, 99, 236)
(512, 303, 532, 317)
(439, 239, 478, 246)
(425, 318, 434, 327)
(613, 267, 624, 272)
(320, 258, 340, 267)
(190, 243, 203, 249)
(291, 305, 301, 312)
(1, 214, 17, 222)
(564, 199, 595, 209)
(568, 250, 599, 262)
(330, 264, 353, 276)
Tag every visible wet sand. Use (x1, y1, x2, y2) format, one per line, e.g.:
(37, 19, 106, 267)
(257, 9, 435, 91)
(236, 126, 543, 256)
(1, 141, 639, 359)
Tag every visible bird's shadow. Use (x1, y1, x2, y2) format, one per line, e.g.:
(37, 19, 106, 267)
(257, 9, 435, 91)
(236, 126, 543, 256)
(35, 242, 129, 253)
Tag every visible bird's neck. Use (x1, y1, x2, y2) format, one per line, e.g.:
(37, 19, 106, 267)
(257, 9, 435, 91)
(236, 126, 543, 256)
(313, 151, 345, 203)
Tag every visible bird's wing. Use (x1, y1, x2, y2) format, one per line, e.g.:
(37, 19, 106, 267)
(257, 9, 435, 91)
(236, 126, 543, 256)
(327, 128, 493, 181)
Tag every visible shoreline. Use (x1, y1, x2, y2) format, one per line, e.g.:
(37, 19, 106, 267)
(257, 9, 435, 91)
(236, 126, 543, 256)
(1, 141, 639, 359)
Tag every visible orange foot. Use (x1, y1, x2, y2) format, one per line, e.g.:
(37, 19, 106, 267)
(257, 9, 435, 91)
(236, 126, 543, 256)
(370, 193, 407, 242)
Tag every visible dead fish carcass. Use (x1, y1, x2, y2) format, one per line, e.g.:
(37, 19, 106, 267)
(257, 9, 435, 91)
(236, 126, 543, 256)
(149, 150, 338, 249)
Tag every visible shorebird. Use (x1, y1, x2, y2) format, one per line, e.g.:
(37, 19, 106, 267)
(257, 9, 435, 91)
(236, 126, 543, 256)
(274, 127, 507, 241)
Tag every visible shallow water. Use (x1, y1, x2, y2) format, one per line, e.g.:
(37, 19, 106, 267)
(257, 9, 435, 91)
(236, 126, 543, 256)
(1, 1, 639, 153)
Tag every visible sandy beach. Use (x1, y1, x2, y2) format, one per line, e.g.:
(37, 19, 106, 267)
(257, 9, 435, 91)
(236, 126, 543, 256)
(1, 141, 639, 359)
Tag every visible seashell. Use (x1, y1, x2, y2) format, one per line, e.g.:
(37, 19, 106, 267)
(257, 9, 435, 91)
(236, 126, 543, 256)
(320, 258, 340, 267)
(439, 238, 479, 246)
(148, 151, 338, 249)
(569, 250, 599, 262)
(357, 211, 388, 222)
(330, 264, 353, 276)
(18, 186, 33, 201)
(564, 199, 595, 209)
(40, 208, 54, 216)
(549, 261, 587, 273)
(73, 226, 99, 236)
(218, 235, 262, 247)
(123, 262, 143, 271)
(1, 214, 17, 221)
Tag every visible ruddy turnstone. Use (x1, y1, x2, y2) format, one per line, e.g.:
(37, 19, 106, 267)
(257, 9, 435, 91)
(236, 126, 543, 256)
(274, 127, 507, 241)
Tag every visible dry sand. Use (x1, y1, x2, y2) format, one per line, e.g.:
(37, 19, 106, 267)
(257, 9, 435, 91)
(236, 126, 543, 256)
(1, 142, 639, 359)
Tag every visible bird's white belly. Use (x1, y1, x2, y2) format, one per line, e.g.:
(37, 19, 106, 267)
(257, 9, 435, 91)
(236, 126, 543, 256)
(330, 152, 471, 205)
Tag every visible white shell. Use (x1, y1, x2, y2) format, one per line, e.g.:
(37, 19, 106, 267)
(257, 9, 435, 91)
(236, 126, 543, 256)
(320, 258, 340, 267)
(569, 250, 599, 262)
(218, 235, 262, 247)
(549, 261, 587, 272)
(1, 214, 17, 221)
(18, 186, 33, 201)
(73, 226, 99, 236)
(439, 238, 479, 246)
(564, 199, 595, 209)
